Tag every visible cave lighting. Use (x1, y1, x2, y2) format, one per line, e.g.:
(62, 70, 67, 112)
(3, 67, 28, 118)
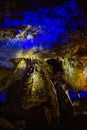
(68, 90, 87, 100)
(0, 0, 84, 50)
(83, 67, 87, 77)
(0, 91, 7, 102)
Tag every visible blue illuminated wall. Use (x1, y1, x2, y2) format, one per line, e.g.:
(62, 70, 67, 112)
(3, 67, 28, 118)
(68, 90, 87, 100)
(0, 0, 84, 49)
(0, 91, 7, 102)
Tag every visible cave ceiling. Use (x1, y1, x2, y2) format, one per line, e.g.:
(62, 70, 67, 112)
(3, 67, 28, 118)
(0, 1, 87, 128)
(0, 0, 87, 90)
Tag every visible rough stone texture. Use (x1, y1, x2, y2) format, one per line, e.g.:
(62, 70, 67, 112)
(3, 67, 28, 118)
(0, 37, 87, 128)
(0, 58, 60, 129)
(58, 35, 87, 90)
(0, 0, 87, 129)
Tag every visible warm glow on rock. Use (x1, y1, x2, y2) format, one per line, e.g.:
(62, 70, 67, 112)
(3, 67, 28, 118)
(84, 78, 87, 91)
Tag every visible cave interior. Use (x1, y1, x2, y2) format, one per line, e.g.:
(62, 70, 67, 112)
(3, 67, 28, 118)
(0, 0, 87, 130)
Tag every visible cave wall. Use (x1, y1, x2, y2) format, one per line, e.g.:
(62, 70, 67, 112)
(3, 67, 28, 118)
(0, 0, 85, 50)
(0, 0, 87, 15)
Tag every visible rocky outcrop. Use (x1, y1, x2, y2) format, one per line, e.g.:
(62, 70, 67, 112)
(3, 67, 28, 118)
(58, 37, 87, 91)
(0, 58, 59, 129)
